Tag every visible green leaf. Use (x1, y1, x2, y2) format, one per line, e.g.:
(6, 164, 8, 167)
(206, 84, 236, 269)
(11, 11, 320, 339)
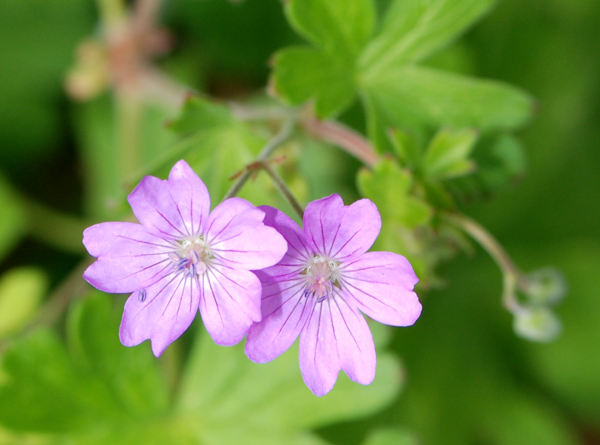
(357, 158, 431, 229)
(359, 0, 496, 76)
(272, 0, 375, 118)
(271, 47, 356, 118)
(285, 0, 375, 59)
(66, 293, 170, 417)
(362, 66, 535, 133)
(0, 268, 47, 338)
(176, 327, 402, 439)
(422, 128, 478, 179)
(168, 96, 236, 136)
(168, 97, 268, 204)
(0, 293, 170, 436)
(388, 129, 423, 169)
(357, 158, 433, 284)
(0, 330, 91, 433)
(361, 91, 405, 154)
(363, 427, 420, 445)
(168, 97, 301, 214)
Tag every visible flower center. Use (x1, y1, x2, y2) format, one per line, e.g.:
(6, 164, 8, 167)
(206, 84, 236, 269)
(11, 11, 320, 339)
(303, 255, 340, 302)
(171, 236, 213, 278)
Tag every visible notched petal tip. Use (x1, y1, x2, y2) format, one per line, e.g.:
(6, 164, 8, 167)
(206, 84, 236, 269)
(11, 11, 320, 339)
(302, 194, 344, 228)
(119, 327, 167, 358)
(303, 194, 382, 259)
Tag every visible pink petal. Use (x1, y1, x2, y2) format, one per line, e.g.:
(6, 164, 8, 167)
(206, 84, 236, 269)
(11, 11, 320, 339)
(127, 176, 189, 240)
(119, 274, 200, 357)
(199, 264, 262, 346)
(83, 222, 173, 293)
(167, 160, 211, 236)
(299, 293, 376, 396)
(303, 195, 381, 260)
(245, 264, 312, 363)
(341, 251, 421, 326)
(259, 205, 312, 261)
(299, 302, 340, 396)
(207, 200, 287, 271)
(204, 197, 254, 237)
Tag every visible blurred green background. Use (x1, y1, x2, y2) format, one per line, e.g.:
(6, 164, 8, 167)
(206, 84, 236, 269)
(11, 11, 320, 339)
(0, 0, 599, 443)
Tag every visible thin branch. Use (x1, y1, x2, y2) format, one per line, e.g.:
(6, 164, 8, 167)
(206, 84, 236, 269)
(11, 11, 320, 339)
(260, 161, 304, 220)
(223, 118, 296, 200)
(446, 212, 526, 312)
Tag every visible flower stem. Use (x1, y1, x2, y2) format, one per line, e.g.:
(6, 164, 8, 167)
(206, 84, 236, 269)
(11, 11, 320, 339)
(260, 161, 304, 220)
(223, 117, 296, 200)
(230, 103, 379, 168)
(446, 212, 525, 312)
(300, 116, 378, 167)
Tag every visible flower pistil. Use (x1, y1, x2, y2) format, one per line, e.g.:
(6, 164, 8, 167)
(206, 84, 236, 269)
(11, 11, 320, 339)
(303, 255, 340, 302)
(170, 236, 213, 278)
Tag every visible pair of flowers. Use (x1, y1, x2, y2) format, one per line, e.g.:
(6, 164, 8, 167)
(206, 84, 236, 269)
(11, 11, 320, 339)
(83, 160, 421, 396)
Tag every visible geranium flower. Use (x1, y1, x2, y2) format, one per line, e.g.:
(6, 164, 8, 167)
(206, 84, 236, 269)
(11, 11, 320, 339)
(245, 195, 421, 396)
(82, 160, 287, 356)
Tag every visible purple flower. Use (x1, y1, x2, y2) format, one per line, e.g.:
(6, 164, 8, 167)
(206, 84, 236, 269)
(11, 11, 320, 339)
(245, 195, 421, 396)
(82, 160, 287, 356)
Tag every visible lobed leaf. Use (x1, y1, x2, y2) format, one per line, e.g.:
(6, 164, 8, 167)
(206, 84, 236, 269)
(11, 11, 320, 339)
(176, 326, 403, 436)
(285, 0, 375, 59)
(388, 129, 423, 169)
(362, 66, 535, 134)
(422, 128, 478, 179)
(272, 0, 375, 118)
(357, 158, 431, 229)
(168, 97, 268, 203)
(271, 47, 356, 118)
(359, 0, 496, 77)
(168, 96, 236, 136)
(0, 293, 170, 435)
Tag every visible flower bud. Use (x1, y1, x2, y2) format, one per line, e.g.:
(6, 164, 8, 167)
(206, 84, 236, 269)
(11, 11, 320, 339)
(513, 306, 561, 343)
(522, 267, 567, 306)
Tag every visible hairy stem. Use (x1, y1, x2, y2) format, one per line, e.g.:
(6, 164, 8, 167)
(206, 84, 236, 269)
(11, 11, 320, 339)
(301, 116, 378, 167)
(446, 212, 525, 312)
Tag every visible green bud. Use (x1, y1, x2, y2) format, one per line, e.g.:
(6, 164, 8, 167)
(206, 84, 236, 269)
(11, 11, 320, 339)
(523, 267, 567, 306)
(513, 307, 561, 343)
